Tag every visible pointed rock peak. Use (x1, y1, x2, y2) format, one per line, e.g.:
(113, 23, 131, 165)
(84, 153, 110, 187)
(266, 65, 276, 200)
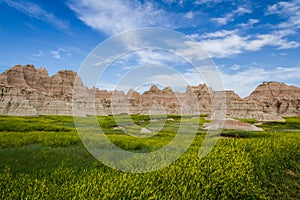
(10, 64, 23, 71)
(186, 85, 194, 93)
(142, 85, 161, 95)
(24, 64, 35, 70)
(127, 88, 135, 93)
(127, 88, 140, 99)
(9, 64, 45, 75)
(186, 84, 210, 93)
(54, 70, 78, 81)
(162, 86, 173, 93)
(3, 64, 29, 88)
(127, 88, 139, 95)
(199, 83, 208, 87)
(12, 64, 23, 67)
(57, 70, 77, 75)
(37, 67, 49, 77)
(37, 66, 46, 71)
(198, 83, 209, 90)
(149, 85, 160, 92)
(224, 90, 241, 100)
(247, 81, 300, 100)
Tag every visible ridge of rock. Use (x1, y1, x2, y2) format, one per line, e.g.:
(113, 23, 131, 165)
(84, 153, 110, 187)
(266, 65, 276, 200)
(0, 65, 299, 120)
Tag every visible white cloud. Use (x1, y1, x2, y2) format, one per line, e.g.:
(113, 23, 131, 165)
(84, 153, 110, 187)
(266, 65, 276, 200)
(244, 30, 300, 51)
(191, 29, 299, 58)
(2, 0, 68, 29)
(50, 48, 71, 60)
(196, 32, 247, 58)
(162, 0, 176, 4)
(267, 1, 300, 15)
(230, 64, 240, 71)
(51, 50, 62, 60)
(222, 66, 300, 97)
(32, 50, 45, 58)
(184, 11, 194, 19)
(211, 17, 231, 26)
(194, 30, 238, 39)
(67, 0, 173, 35)
(171, 40, 210, 62)
(238, 19, 259, 28)
(272, 52, 288, 57)
(266, 0, 300, 29)
(211, 6, 252, 25)
(194, 0, 225, 5)
(107, 49, 186, 70)
(234, 7, 252, 15)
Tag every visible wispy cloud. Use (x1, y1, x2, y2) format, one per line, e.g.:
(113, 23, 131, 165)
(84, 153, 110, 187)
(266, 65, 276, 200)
(32, 50, 45, 59)
(245, 30, 300, 51)
(110, 49, 185, 69)
(211, 6, 252, 25)
(194, 32, 247, 58)
(50, 48, 71, 60)
(230, 64, 240, 71)
(67, 0, 174, 35)
(2, 0, 68, 29)
(184, 11, 194, 19)
(29, 48, 72, 61)
(194, 0, 225, 6)
(192, 29, 300, 58)
(238, 19, 259, 28)
(266, 0, 300, 30)
(67, 0, 205, 35)
(222, 66, 300, 97)
(192, 30, 238, 40)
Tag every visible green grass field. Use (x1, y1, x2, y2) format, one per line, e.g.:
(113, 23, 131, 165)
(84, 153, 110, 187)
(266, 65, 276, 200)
(0, 115, 299, 199)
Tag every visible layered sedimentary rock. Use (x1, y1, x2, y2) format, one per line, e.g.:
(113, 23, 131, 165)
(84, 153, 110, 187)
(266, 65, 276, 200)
(247, 82, 300, 117)
(0, 65, 299, 121)
(0, 64, 84, 115)
(0, 83, 73, 116)
(224, 82, 300, 121)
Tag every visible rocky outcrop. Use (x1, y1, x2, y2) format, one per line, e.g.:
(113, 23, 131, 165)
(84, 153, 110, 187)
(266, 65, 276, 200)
(0, 64, 83, 115)
(203, 119, 263, 131)
(247, 82, 300, 117)
(216, 82, 300, 121)
(0, 84, 72, 116)
(0, 65, 299, 121)
(0, 64, 88, 102)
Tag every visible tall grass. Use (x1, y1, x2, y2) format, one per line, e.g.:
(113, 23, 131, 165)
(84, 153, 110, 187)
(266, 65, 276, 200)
(0, 115, 299, 199)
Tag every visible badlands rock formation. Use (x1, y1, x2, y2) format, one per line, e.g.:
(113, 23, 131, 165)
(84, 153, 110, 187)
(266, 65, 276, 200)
(203, 119, 263, 131)
(0, 65, 299, 121)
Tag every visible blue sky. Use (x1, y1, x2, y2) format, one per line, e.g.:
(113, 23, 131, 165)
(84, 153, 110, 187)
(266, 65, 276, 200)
(0, 0, 300, 97)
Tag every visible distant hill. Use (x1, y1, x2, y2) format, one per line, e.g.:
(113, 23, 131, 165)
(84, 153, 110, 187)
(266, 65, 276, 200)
(0, 64, 299, 121)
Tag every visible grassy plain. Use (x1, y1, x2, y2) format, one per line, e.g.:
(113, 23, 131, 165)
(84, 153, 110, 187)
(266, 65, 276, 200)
(0, 115, 299, 199)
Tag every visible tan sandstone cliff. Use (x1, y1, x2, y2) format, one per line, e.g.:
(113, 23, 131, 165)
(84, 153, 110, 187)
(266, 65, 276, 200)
(0, 65, 299, 121)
